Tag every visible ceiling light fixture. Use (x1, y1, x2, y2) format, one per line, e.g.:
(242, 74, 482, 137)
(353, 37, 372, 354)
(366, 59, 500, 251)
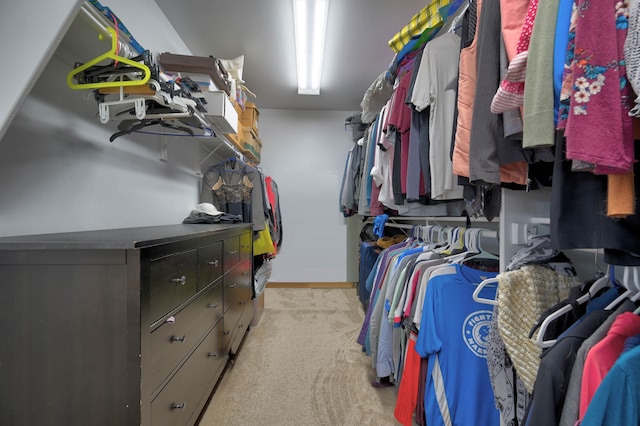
(293, 0, 329, 95)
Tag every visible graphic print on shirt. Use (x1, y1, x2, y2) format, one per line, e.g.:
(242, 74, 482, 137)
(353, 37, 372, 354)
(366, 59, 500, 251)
(462, 310, 493, 357)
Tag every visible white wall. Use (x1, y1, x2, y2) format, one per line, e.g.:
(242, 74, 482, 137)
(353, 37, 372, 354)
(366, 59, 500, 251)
(0, 2, 355, 284)
(258, 109, 355, 283)
(0, 0, 226, 237)
(0, 0, 80, 141)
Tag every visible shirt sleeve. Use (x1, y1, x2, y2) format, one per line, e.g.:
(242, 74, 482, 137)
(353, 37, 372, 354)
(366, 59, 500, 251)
(410, 43, 433, 112)
(415, 275, 442, 357)
(248, 168, 266, 231)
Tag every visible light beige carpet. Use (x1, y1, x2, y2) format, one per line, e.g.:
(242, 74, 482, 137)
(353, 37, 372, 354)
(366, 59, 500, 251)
(198, 287, 398, 426)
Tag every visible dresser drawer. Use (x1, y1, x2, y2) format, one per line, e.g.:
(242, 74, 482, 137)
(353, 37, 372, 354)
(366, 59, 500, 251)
(223, 236, 240, 271)
(223, 258, 252, 311)
(149, 249, 198, 324)
(230, 304, 253, 354)
(150, 281, 222, 392)
(223, 304, 241, 351)
(239, 231, 252, 260)
(151, 322, 225, 426)
(223, 262, 251, 352)
(197, 241, 223, 291)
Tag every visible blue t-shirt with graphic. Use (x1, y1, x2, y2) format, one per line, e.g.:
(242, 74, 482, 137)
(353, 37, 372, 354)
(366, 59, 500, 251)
(416, 263, 500, 426)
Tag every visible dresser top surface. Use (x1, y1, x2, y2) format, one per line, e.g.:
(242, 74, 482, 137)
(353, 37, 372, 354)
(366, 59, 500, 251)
(0, 224, 251, 250)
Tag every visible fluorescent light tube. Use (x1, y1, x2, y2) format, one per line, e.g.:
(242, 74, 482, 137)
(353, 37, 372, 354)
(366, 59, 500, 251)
(293, 0, 329, 95)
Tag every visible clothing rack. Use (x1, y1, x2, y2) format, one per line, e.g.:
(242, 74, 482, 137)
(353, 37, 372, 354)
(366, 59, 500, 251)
(365, 216, 498, 237)
(382, 222, 415, 230)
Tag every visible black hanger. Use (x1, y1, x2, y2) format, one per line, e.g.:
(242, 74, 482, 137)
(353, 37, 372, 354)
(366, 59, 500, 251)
(110, 119, 194, 142)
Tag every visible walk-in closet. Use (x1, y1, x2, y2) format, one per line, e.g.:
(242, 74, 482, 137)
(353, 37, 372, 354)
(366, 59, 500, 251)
(1, 0, 639, 425)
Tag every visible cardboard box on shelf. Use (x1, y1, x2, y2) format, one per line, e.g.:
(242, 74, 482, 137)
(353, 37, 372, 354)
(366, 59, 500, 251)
(242, 128, 262, 163)
(240, 102, 259, 135)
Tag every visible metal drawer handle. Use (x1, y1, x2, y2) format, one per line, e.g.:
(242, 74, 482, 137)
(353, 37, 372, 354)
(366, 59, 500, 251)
(228, 283, 236, 289)
(242, 272, 250, 276)
(208, 352, 219, 358)
(208, 303, 219, 309)
(227, 250, 238, 254)
(238, 323, 244, 329)
(241, 244, 250, 248)
(171, 402, 185, 410)
(172, 276, 187, 286)
(240, 301, 247, 306)
(171, 335, 186, 342)
(208, 259, 219, 267)
(224, 330, 231, 336)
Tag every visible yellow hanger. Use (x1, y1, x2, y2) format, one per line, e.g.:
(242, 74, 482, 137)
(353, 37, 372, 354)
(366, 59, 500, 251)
(67, 26, 151, 90)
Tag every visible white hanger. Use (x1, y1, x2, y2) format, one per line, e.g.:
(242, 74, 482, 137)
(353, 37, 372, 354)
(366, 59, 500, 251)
(463, 229, 500, 262)
(473, 276, 499, 305)
(445, 227, 474, 263)
(434, 226, 455, 254)
(534, 270, 613, 348)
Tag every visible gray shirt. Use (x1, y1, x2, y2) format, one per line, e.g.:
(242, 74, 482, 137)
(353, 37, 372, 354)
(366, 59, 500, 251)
(558, 300, 636, 426)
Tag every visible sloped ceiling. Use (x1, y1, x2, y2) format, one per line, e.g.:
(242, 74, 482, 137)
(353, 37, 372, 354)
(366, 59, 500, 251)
(154, 0, 427, 112)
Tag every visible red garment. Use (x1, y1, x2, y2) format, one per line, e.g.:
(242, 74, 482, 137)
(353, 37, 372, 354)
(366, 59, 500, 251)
(388, 73, 413, 195)
(370, 182, 384, 216)
(264, 176, 278, 253)
(394, 331, 422, 426)
(579, 312, 640, 418)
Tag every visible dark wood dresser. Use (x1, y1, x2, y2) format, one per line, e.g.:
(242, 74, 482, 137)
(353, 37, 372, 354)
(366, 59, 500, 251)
(0, 224, 253, 426)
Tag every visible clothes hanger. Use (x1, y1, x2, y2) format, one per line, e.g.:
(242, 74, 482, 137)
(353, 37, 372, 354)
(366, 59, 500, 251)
(67, 27, 151, 90)
(110, 92, 195, 123)
(461, 229, 500, 262)
(426, 225, 441, 245)
(445, 227, 476, 264)
(412, 224, 421, 241)
(437, 227, 464, 256)
(473, 277, 499, 306)
(109, 118, 195, 142)
(534, 266, 615, 348)
(431, 226, 450, 253)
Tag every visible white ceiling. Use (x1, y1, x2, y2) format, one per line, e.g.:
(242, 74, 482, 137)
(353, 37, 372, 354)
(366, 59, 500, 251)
(154, 0, 427, 112)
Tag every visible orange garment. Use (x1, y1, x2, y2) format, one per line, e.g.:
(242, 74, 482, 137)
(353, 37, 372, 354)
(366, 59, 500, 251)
(607, 117, 640, 217)
(452, 0, 529, 185)
(499, 161, 528, 185)
(607, 172, 635, 218)
(452, 0, 483, 178)
(500, 0, 531, 62)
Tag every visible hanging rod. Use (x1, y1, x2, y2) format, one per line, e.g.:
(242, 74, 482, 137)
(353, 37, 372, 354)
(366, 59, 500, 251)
(382, 223, 415, 229)
(78, 1, 139, 59)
